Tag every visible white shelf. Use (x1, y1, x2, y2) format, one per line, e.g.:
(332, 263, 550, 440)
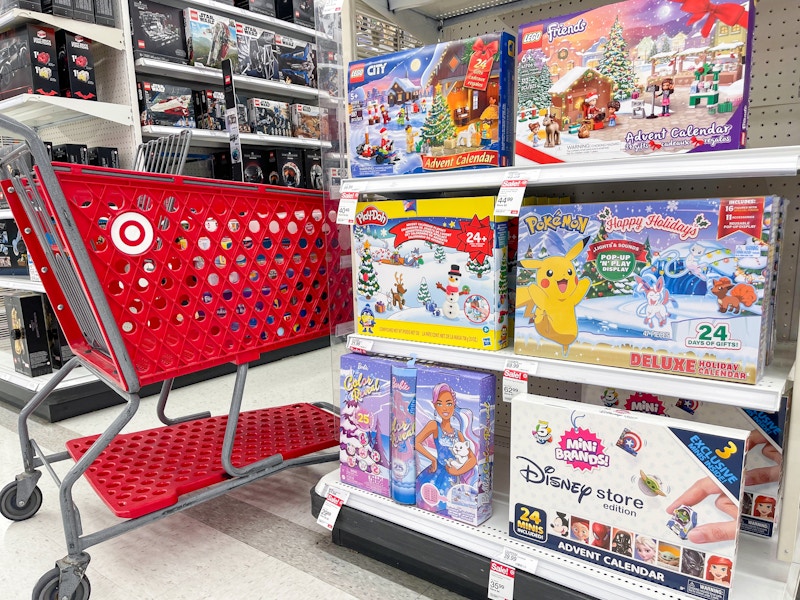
(347, 334, 794, 412)
(141, 125, 328, 150)
(0, 8, 124, 49)
(0, 275, 44, 292)
(0, 95, 133, 128)
(0, 345, 91, 392)
(134, 58, 319, 101)
(341, 146, 800, 195)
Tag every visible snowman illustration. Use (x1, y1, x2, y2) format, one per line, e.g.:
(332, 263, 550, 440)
(435, 264, 468, 320)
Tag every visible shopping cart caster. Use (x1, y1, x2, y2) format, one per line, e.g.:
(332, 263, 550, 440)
(33, 565, 91, 600)
(0, 480, 42, 521)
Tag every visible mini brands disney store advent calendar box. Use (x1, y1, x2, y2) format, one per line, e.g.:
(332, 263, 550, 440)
(514, 196, 781, 384)
(582, 384, 791, 538)
(353, 197, 509, 350)
(340, 353, 398, 497)
(416, 366, 495, 525)
(510, 394, 749, 600)
(347, 32, 515, 178)
(515, 0, 755, 165)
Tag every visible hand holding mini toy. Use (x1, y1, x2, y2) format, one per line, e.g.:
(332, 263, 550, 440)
(667, 477, 738, 543)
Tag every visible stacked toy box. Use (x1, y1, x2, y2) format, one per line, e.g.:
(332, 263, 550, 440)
(510, 394, 749, 600)
(582, 384, 790, 538)
(515, 0, 755, 164)
(353, 196, 509, 350)
(347, 32, 515, 177)
(513, 196, 781, 384)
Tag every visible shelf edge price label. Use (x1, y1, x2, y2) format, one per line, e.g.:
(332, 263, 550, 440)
(488, 560, 515, 600)
(347, 336, 373, 355)
(321, 0, 343, 13)
(503, 358, 530, 403)
(495, 172, 528, 217)
(336, 189, 360, 225)
(317, 486, 350, 531)
(499, 547, 538, 575)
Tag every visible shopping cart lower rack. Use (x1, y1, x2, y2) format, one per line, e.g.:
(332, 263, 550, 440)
(0, 114, 340, 600)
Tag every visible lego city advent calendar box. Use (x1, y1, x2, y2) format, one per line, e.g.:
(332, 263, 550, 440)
(347, 32, 515, 178)
(514, 196, 781, 383)
(353, 197, 509, 350)
(515, 0, 755, 164)
(510, 395, 749, 600)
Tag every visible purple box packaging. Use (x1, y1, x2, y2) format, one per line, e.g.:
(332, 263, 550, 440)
(340, 353, 397, 497)
(515, 0, 755, 164)
(415, 365, 495, 525)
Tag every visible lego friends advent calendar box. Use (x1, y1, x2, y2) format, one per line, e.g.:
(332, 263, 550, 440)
(510, 395, 749, 600)
(583, 384, 790, 538)
(347, 33, 515, 178)
(514, 197, 780, 383)
(353, 197, 509, 350)
(515, 0, 755, 164)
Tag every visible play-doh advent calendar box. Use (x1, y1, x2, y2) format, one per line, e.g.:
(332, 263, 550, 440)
(514, 196, 781, 383)
(347, 32, 515, 178)
(582, 384, 790, 538)
(510, 394, 749, 600)
(353, 197, 509, 350)
(515, 0, 755, 164)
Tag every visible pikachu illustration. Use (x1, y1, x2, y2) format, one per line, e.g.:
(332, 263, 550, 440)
(516, 238, 590, 354)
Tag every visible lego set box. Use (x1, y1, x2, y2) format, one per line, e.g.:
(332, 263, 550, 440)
(138, 81, 195, 128)
(235, 22, 276, 80)
(129, 0, 188, 64)
(52, 143, 88, 164)
(515, 0, 755, 165)
(514, 196, 781, 384)
(241, 148, 276, 184)
(0, 0, 42, 10)
(5, 292, 52, 377)
(353, 196, 510, 351)
(340, 353, 396, 498)
(582, 384, 791, 538)
(57, 30, 97, 101)
(274, 34, 316, 87)
(234, 0, 275, 18)
(192, 89, 226, 130)
(88, 146, 120, 169)
(275, 0, 313, 29)
(0, 24, 60, 101)
(303, 148, 322, 190)
(290, 103, 319, 139)
(415, 366, 495, 526)
(247, 98, 291, 136)
(0, 219, 29, 275)
(510, 394, 749, 600)
(184, 8, 238, 70)
(272, 147, 303, 187)
(347, 33, 515, 178)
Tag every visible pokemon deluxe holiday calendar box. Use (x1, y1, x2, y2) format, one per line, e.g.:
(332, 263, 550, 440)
(510, 394, 749, 600)
(582, 384, 790, 538)
(353, 197, 509, 350)
(347, 33, 515, 178)
(514, 197, 780, 383)
(515, 0, 755, 165)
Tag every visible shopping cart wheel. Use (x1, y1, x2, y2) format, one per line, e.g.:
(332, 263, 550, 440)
(32, 568, 91, 600)
(0, 481, 42, 521)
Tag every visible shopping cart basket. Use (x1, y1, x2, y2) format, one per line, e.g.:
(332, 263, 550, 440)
(0, 115, 340, 600)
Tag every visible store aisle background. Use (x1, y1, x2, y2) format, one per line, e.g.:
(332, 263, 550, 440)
(0, 348, 464, 600)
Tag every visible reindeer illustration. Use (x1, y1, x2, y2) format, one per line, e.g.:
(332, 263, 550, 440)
(391, 272, 407, 309)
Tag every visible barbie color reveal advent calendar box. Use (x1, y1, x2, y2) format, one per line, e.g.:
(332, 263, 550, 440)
(510, 395, 749, 600)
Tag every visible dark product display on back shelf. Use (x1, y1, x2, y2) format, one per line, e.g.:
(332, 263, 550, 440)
(88, 146, 120, 168)
(0, 219, 28, 275)
(241, 148, 277, 184)
(129, 0, 188, 64)
(235, 23, 277, 80)
(138, 80, 195, 127)
(0, 0, 43, 10)
(274, 34, 316, 87)
(57, 30, 97, 101)
(5, 291, 52, 377)
(72, 0, 95, 23)
(273, 147, 303, 187)
(193, 89, 226, 130)
(0, 24, 60, 101)
(51, 143, 88, 164)
(235, 0, 275, 18)
(41, 0, 72, 18)
(93, 0, 115, 27)
(41, 295, 74, 370)
(184, 8, 238, 70)
(302, 149, 322, 190)
(275, 0, 314, 29)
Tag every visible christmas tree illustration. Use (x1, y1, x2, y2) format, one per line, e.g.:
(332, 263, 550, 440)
(598, 15, 637, 99)
(434, 245, 446, 263)
(417, 277, 432, 304)
(467, 257, 491, 278)
(518, 50, 552, 113)
(420, 84, 456, 147)
(358, 244, 381, 299)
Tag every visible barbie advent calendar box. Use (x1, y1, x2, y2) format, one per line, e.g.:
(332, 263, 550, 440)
(510, 395, 749, 600)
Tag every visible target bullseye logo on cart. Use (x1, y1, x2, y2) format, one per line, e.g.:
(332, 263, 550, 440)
(110, 212, 154, 255)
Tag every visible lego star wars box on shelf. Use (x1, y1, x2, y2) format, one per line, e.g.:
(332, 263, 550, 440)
(340, 353, 397, 498)
(0, 24, 60, 101)
(353, 196, 510, 351)
(274, 34, 316, 87)
(138, 81, 195, 128)
(510, 394, 749, 600)
(515, 0, 755, 165)
(129, 0, 188, 64)
(235, 23, 276, 80)
(290, 103, 320, 139)
(347, 32, 515, 178)
(248, 98, 291, 136)
(193, 89, 226, 130)
(415, 366, 495, 525)
(184, 8, 238, 71)
(582, 384, 790, 538)
(513, 196, 781, 384)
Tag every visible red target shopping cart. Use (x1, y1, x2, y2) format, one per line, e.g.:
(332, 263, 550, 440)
(0, 114, 340, 600)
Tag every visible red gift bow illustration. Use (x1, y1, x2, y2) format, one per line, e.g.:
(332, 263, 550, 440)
(670, 0, 749, 38)
(472, 38, 499, 62)
(649, 140, 662, 151)
(691, 136, 705, 147)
